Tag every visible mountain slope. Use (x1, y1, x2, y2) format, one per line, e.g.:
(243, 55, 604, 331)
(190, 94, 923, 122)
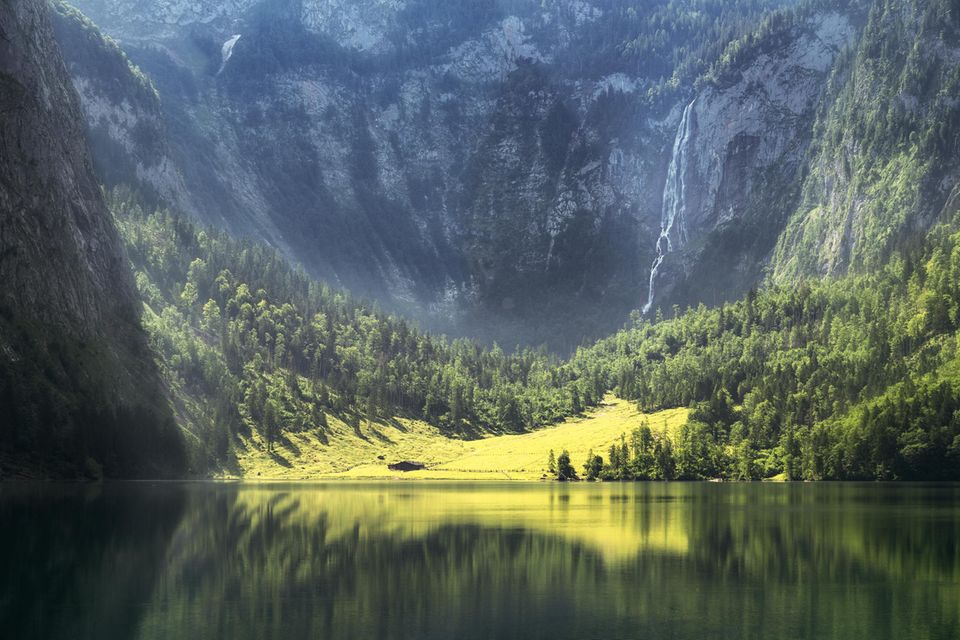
(106, 180, 960, 480)
(49, 2, 191, 214)
(56, 1, 959, 349)
(0, 0, 183, 477)
(61, 0, 815, 348)
(575, 210, 960, 480)
(649, 5, 859, 310)
(108, 190, 594, 471)
(772, 0, 960, 280)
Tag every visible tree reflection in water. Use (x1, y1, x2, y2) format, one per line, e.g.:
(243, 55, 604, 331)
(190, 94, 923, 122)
(2, 482, 958, 640)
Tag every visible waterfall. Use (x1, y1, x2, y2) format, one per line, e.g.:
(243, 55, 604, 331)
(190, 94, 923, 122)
(217, 35, 242, 75)
(642, 99, 695, 315)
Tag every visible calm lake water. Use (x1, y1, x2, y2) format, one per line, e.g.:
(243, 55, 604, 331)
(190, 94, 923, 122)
(1, 482, 958, 639)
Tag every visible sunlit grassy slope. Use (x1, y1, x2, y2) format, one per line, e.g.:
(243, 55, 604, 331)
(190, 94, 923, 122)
(230, 396, 688, 480)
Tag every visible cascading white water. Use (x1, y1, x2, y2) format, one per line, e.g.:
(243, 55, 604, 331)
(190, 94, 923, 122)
(642, 99, 695, 315)
(217, 35, 242, 75)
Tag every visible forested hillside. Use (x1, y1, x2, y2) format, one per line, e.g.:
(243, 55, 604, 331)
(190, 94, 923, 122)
(773, 0, 960, 280)
(111, 192, 599, 471)
(112, 184, 960, 480)
(574, 212, 960, 480)
(557, 0, 960, 481)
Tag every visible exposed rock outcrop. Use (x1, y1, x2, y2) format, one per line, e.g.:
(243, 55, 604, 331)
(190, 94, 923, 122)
(651, 11, 857, 309)
(49, 2, 192, 214)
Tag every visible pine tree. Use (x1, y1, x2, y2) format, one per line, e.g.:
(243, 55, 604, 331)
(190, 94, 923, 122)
(583, 450, 603, 481)
(556, 449, 577, 481)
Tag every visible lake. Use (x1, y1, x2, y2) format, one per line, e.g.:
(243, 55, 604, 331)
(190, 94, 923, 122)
(1, 482, 958, 639)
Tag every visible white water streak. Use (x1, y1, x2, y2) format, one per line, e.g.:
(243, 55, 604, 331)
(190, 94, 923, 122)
(643, 99, 695, 315)
(218, 35, 242, 75)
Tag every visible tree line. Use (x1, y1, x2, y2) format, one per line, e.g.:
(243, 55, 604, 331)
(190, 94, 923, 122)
(564, 217, 960, 480)
(113, 186, 960, 479)
(111, 190, 599, 470)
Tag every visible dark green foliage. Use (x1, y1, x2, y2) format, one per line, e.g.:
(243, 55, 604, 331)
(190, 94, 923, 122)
(0, 305, 185, 479)
(556, 449, 577, 481)
(601, 435, 632, 480)
(110, 190, 596, 468)
(583, 450, 603, 481)
(556, 423, 688, 482)
(569, 213, 960, 480)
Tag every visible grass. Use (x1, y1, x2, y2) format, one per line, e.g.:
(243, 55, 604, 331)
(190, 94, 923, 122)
(228, 395, 689, 480)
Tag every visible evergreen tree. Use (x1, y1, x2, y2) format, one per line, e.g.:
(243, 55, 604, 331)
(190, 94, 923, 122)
(556, 450, 577, 481)
(583, 450, 603, 481)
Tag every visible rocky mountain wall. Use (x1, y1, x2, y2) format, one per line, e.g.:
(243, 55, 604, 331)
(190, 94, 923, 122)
(61, 0, 873, 348)
(0, 0, 184, 477)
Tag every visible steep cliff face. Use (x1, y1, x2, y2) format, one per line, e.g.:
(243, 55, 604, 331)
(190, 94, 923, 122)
(0, 0, 183, 477)
(60, 0, 874, 346)
(647, 10, 857, 310)
(772, 0, 960, 281)
(49, 2, 192, 214)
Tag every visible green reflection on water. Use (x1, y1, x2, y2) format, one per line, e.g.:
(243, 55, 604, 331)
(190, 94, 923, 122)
(2, 482, 958, 640)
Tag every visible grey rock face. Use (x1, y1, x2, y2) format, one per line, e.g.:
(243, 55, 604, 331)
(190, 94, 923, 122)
(61, 0, 857, 346)
(0, 0, 137, 333)
(0, 0, 182, 477)
(685, 13, 853, 236)
(649, 12, 856, 309)
(61, 0, 257, 39)
(49, 3, 192, 215)
(772, 0, 960, 282)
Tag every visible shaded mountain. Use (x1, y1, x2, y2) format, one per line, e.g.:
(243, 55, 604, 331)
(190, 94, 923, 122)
(772, 0, 960, 280)
(61, 0, 828, 349)
(0, 0, 184, 478)
(56, 1, 958, 349)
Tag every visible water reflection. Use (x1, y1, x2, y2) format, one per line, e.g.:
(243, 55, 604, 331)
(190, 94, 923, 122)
(0, 483, 185, 640)
(2, 482, 958, 640)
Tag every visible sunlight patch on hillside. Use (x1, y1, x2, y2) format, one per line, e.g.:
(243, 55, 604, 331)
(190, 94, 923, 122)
(230, 395, 688, 480)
